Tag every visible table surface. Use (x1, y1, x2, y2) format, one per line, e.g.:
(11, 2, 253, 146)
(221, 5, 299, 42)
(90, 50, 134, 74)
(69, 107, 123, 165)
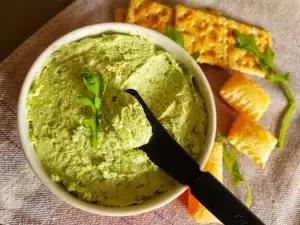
(0, 0, 74, 62)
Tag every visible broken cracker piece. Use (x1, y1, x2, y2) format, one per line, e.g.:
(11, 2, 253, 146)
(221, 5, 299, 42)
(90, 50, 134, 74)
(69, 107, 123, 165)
(174, 4, 228, 68)
(114, 8, 127, 23)
(126, 0, 173, 33)
(228, 115, 277, 168)
(220, 71, 271, 120)
(226, 19, 272, 77)
(188, 141, 222, 224)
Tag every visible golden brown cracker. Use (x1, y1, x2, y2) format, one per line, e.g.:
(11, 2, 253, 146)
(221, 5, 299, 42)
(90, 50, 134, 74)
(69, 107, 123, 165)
(226, 19, 272, 77)
(202, 9, 222, 16)
(174, 5, 228, 68)
(188, 141, 222, 223)
(114, 8, 127, 23)
(220, 71, 271, 120)
(126, 0, 173, 33)
(228, 115, 277, 168)
(174, 5, 271, 75)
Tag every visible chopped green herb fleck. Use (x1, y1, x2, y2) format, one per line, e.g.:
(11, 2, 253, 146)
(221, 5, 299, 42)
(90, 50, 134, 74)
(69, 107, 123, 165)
(191, 52, 200, 61)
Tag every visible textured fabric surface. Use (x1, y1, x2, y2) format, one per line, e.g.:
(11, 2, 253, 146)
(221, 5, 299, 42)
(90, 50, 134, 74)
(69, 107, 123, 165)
(0, 0, 300, 224)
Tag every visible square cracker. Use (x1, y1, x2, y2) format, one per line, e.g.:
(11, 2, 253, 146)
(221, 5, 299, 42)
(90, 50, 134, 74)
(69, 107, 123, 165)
(228, 115, 277, 168)
(174, 5, 271, 76)
(174, 5, 228, 68)
(226, 19, 272, 77)
(188, 141, 223, 224)
(114, 8, 127, 23)
(220, 71, 271, 120)
(126, 0, 173, 33)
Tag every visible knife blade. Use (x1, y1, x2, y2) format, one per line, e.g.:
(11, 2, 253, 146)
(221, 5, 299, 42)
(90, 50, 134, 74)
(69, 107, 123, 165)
(126, 89, 265, 225)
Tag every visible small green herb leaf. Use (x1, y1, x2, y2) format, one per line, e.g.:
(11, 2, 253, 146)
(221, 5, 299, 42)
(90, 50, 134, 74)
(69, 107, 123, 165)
(191, 52, 200, 61)
(231, 172, 252, 207)
(164, 25, 184, 48)
(217, 132, 252, 207)
(80, 72, 101, 97)
(216, 132, 226, 142)
(234, 30, 261, 57)
(234, 30, 296, 149)
(265, 71, 290, 83)
(258, 59, 269, 73)
(78, 96, 96, 113)
(78, 72, 106, 148)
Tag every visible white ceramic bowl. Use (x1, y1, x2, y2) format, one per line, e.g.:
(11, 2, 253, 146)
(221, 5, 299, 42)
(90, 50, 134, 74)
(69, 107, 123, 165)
(18, 23, 216, 216)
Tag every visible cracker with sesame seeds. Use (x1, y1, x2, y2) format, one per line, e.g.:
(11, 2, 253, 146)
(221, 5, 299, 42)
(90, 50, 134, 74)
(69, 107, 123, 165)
(226, 19, 272, 77)
(114, 8, 128, 23)
(228, 115, 277, 168)
(220, 71, 271, 121)
(126, 0, 173, 33)
(174, 5, 228, 68)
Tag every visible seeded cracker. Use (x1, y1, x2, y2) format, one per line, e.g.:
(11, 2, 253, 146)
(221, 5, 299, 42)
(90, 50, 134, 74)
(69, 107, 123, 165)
(126, 0, 173, 33)
(220, 72, 271, 120)
(174, 5, 228, 68)
(227, 19, 272, 77)
(114, 8, 127, 23)
(228, 115, 277, 168)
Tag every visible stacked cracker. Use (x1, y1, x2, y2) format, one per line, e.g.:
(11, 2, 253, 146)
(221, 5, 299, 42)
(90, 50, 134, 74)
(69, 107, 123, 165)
(116, 0, 173, 33)
(114, 0, 277, 223)
(114, 1, 271, 77)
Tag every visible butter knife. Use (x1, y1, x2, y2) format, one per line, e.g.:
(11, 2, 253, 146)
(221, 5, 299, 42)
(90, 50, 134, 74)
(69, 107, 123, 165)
(126, 89, 265, 225)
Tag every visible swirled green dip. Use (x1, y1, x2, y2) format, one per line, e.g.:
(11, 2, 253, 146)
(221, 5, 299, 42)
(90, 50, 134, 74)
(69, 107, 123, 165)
(27, 34, 207, 206)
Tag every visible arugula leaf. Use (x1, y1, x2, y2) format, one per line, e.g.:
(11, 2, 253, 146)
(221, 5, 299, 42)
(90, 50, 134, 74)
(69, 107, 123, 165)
(79, 72, 106, 148)
(234, 30, 296, 149)
(216, 132, 226, 142)
(80, 72, 100, 97)
(234, 30, 262, 57)
(164, 26, 202, 62)
(164, 25, 184, 48)
(265, 71, 290, 83)
(78, 96, 96, 112)
(191, 52, 200, 61)
(217, 132, 252, 207)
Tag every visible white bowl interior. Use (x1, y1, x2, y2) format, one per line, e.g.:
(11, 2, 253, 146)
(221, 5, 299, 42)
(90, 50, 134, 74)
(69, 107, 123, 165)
(18, 23, 216, 216)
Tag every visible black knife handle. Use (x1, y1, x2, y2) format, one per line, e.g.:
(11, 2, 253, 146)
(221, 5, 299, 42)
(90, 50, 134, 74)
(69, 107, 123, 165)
(190, 172, 265, 225)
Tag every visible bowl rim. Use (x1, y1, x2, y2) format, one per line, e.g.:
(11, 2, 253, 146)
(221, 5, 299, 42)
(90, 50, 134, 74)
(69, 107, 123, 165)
(18, 23, 216, 216)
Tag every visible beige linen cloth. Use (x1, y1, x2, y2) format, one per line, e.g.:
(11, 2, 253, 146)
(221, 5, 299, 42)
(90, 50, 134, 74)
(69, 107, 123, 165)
(0, 0, 300, 224)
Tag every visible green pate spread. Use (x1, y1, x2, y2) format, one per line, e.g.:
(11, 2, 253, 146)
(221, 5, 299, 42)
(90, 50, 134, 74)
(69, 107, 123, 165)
(27, 34, 207, 206)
